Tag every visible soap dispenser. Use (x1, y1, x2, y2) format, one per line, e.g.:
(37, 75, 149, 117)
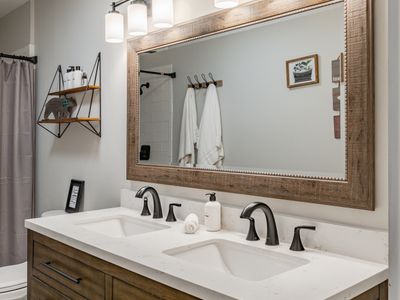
(204, 193, 221, 232)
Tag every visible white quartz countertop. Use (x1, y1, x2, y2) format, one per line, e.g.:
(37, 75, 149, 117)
(25, 207, 388, 300)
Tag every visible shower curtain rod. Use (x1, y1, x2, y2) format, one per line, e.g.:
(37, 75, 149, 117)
(140, 70, 176, 78)
(0, 53, 38, 64)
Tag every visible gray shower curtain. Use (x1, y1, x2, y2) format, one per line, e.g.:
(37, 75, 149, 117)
(0, 60, 35, 267)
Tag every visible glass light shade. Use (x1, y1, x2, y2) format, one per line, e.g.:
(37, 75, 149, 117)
(152, 0, 174, 28)
(128, 1, 148, 36)
(214, 0, 239, 9)
(105, 11, 124, 43)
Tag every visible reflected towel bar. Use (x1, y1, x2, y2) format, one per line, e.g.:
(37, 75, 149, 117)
(140, 70, 176, 78)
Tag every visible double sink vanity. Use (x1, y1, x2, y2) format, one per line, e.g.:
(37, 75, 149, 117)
(27, 0, 386, 298)
(25, 189, 388, 300)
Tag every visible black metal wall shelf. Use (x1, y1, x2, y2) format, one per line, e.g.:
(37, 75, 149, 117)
(37, 53, 102, 138)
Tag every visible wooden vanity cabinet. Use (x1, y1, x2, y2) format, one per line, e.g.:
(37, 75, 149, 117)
(352, 281, 388, 300)
(27, 230, 387, 300)
(27, 230, 199, 300)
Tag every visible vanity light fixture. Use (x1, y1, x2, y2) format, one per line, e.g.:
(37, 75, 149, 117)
(152, 0, 174, 28)
(105, 0, 175, 43)
(214, 0, 239, 9)
(105, 6, 124, 43)
(128, 0, 148, 36)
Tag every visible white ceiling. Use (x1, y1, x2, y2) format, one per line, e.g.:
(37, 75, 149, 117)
(0, 0, 28, 19)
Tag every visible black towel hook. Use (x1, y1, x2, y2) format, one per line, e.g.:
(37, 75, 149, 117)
(194, 74, 202, 87)
(201, 73, 209, 87)
(209, 72, 217, 85)
(187, 76, 195, 88)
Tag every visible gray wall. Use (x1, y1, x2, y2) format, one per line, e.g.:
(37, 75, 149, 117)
(140, 5, 345, 178)
(0, 2, 30, 54)
(35, 0, 127, 214)
(34, 0, 388, 231)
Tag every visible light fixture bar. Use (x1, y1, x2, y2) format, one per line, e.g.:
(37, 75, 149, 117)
(106, 0, 170, 43)
(111, 0, 131, 9)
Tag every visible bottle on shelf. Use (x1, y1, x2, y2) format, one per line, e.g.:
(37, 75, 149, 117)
(73, 66, 83, 88)
(70, 66, 76, 88)
(81, 72, 88, 86)
(64, 67, 71, 89)
(65, 66, 75, 90)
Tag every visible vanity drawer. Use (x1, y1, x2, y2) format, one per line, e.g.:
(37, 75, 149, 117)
(352, 281, 388, 300)
(30, 277, 69, 300)
(113, 278, 160, 300)
(32, 241, 105, 299)
(112, 278, 198, 300)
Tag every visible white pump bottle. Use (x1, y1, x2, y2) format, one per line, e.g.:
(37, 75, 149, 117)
(204, 192, 221, 232)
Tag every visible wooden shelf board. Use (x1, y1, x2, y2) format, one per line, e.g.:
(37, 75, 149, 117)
(37, 117, 100, 124)
(48, 85, 100, 96)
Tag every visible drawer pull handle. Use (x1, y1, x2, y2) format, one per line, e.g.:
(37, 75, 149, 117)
(42, 262, 82, 284)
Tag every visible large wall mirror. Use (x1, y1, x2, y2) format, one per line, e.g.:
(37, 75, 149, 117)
(128, 0, 374, 210)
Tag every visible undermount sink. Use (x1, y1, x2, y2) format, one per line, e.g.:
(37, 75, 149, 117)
(164, 239, 308, 281)
(77, 215, 169, 238)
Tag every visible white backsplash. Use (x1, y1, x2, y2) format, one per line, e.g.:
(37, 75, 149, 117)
(121, 189, 388, 265)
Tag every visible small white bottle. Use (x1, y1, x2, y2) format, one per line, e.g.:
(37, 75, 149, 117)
(64, 67, 72, 89)
(67, 66, 75, 89)
(81, 72, 88, 86)
(70, 66, 76, 88)
(74, 66, 83, 88)
(204, 193, 221, 232)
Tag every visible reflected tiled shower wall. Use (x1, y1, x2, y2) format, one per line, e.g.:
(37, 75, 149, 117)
(139, 65, 174, 165)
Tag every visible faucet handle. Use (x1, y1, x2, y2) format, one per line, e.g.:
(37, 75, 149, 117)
(166, 203, 182, 222)
(245, 217, 260, 241)
(141, 197, 151, 216)
(290, 226, 316, 251)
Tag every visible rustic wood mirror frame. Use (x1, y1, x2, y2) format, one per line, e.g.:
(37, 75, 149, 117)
(127, 0, 374, 210)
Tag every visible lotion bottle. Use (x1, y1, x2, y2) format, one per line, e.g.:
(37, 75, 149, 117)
(66, 66, 75, 89)
(81, 72, 88, 86)
(64, 67, 72, 89)
(74, 66, 83, 88)
(70, 66, 76, 88)
(204, 193, 221, 232)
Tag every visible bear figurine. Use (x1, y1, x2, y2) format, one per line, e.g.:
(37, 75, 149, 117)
(44, 96, 77, 120)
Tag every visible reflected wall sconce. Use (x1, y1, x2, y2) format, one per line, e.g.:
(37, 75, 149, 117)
(105, 0, 174, 43)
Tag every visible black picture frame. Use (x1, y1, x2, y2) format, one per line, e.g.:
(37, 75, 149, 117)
(65, 180, 84, 213)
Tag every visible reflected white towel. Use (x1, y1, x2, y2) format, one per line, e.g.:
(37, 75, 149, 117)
(184, 213, 199, 234)
(197, 84, 224, 168)
(178, 88, 198, 167)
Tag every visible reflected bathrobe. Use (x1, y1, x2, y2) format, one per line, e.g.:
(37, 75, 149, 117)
(178, 87, 198, 167)
(197, 83, 224, 168)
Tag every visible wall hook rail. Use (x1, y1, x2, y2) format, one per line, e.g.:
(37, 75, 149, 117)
(187, 73, 223, 89)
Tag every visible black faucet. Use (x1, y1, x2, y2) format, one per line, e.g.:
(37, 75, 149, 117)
(166, 203, 181, 222)
(135, 186, 163, 219)
(290, 226, 316, 251)
(240, 202, 279, 246)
